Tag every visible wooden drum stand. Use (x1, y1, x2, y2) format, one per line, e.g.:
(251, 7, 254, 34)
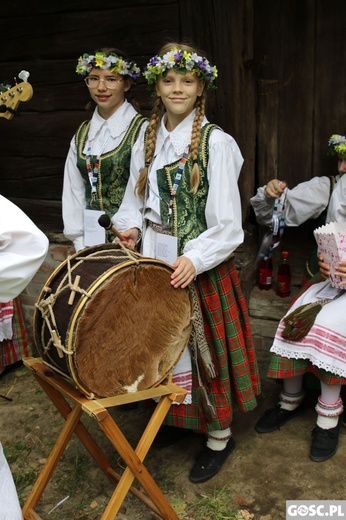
(22, 357, 186, 520)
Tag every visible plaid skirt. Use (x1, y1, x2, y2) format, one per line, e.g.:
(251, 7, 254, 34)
(267, 274, 346, 386)
(163, 258, 261, 433)
(0, 298, 31, 374)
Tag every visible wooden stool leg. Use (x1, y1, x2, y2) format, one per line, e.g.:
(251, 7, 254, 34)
(97, 396, 179, 520)
(22, 359, 185, 519)
(32, 372, 117, 483)
(22, 403, 82, 518)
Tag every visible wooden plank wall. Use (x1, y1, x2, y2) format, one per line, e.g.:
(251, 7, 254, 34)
(1, 0, 180, 233)
(254, 0, 346, 189)
(1, 0, 256, 235)
(2, 0, 346, 243)
(180, 0, 256, 223)
(313, 0, 346, 175)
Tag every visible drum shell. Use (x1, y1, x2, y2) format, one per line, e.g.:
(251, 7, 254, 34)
(34, 244, 193, 397)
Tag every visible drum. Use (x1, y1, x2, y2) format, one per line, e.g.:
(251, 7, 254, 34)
(34, 243, 193, 398)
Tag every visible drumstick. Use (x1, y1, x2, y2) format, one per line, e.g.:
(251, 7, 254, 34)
(98, 214, 124, 241)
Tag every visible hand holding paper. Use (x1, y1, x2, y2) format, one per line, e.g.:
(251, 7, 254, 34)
(314, 221, 346, 288)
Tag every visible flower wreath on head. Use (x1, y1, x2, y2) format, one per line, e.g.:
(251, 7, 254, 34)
(328, 134, 346, 158)
(143, 48, 218, 89)
(76, 51, 141, 81)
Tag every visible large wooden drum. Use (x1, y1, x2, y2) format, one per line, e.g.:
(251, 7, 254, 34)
(34, 244, 193, 398)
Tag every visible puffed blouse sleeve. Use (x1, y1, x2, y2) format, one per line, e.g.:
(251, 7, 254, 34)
(183, 128, 244, 275)
(0, 196, 49, 302)
(250, 175, 332, 229)
(62, 135, 86, 251)
(111, 122, 148, 231)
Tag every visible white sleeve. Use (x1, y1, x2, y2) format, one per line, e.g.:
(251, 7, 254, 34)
(62, 137, 86, 251)
(0, 196, 49, 302)
(284, 176, 331, 226)
(327, 173, 346, 223)
(250, 187, 276, 227)
(112, 124, 147, 231)
(183, 129, 244, 274)
(250, 176, 331, 228)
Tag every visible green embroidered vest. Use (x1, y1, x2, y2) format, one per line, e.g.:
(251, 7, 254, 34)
(156, 123, 219, 255)
(76, 113, 146, 217)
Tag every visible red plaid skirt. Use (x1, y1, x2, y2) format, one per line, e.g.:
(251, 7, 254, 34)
(0, 298, 31, 373)
(163, 259, 261, 433)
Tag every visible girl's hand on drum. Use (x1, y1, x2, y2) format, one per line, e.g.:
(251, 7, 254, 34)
(118, 228, 138, 249)
(171, 256, 196, 289)
(318, 252, 331, 279)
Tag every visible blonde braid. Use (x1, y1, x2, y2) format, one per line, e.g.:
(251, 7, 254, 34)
(136, 97, 164, 198)
(189, 92, 206, 194)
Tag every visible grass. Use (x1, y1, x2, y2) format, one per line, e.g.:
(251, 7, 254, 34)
(56, 451, 92, 495)
(186, 483, 254, 520)
(4, 441, 38, 501)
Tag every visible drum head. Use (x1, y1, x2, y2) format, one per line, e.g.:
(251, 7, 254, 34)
(68, 260, 192, 397)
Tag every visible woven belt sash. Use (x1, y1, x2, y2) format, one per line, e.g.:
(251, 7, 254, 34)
(147, 219, 173, 236)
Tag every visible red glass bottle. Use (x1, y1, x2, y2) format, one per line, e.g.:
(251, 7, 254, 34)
(258, 256, 273, 290)
(276, 250, 291, 297)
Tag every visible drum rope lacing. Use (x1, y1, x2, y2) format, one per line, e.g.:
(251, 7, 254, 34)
(36, 246, 142, 357)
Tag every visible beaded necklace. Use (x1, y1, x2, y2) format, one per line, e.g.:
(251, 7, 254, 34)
(167, 148, 189, 221)
(147, 147, 189, 229)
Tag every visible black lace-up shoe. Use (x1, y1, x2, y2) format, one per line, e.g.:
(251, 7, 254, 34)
(310, 419, 341, 462)
(255, 403, 304, 433)
(189, 437, 236, 483)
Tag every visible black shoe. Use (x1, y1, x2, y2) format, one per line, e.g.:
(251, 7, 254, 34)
(153, 425, 191, 448)
(189, 437, 236, 484)
(255, 403, 304, 433)
(310, 419, 341, 462)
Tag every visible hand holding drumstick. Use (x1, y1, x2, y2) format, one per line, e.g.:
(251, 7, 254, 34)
(98, 214, 138, 249)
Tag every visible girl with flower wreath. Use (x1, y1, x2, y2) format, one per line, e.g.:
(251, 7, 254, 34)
(250, 134, 346, 462)
(113, 41, 260, 483)
(250, 135, 346, 281)
(62, 48, 148, 252)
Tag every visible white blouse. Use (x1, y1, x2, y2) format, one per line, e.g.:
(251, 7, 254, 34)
(113, 110, 244, 275)
(250, 174, 346, 228)
(62, 100, 148, 251)
(0, 195, 49, 302)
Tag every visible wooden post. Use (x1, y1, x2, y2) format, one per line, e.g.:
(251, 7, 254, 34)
(257, 79, 279, 188)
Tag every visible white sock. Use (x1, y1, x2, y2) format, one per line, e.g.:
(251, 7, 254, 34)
(207, 427, 231, 451)
(315, 394, 343, 429)
(279, 389, 305, 411)
(317, 415, 339, 429)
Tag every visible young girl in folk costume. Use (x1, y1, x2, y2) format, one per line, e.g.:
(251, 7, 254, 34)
(250, 134, 346, 281)
(113, 42, 260, 483)
(253, 135, 346, 462)
(62, 48, 147, 252)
